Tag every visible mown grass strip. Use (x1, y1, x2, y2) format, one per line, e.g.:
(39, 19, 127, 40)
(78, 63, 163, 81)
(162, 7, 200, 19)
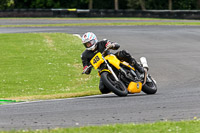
(1, 22, 200, 28)
(4, 90, 100, 101)
(0, 17, 182, 20)
(0, 120, 200, 133)
(0, 33, 100, 100)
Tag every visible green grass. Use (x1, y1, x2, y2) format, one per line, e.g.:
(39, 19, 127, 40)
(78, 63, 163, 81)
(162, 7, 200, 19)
(0, 99, 23, 104)
(0, 17, 200, 27)
(0, 33, 100, 100)
(1, 120, 200, 133)
(1, 22, 200, 27)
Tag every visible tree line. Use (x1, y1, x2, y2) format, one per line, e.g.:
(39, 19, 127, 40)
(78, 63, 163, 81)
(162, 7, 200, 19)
(1, 0, 200, 10)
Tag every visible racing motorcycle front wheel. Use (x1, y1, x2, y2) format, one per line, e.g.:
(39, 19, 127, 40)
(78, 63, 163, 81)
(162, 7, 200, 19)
(101, 72, 128, 97)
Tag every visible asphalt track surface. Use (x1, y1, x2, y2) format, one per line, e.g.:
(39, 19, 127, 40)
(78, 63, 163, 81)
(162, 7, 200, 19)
(0, 19, 200, 130)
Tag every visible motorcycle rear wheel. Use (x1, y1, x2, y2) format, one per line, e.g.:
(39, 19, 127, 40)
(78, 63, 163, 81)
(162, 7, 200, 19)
(142, 75, 157, 94)
(101, 72, 128, 96)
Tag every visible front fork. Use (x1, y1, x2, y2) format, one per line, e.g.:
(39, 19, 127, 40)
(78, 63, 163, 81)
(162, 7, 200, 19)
(102, 56, 119, 81)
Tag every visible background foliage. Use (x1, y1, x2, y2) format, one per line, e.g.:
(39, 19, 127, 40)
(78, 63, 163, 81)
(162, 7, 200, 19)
(0, 0, 200, 10)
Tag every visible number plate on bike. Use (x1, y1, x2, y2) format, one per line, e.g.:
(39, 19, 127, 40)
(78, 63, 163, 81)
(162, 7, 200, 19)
(90, 52, 104, 69)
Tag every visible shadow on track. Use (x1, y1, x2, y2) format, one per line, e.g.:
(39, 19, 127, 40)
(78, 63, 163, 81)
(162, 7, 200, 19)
(83, 93, 149, 99)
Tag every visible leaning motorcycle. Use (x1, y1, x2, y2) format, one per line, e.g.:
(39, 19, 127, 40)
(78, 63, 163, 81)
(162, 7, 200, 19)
(82, 48, 157, 96)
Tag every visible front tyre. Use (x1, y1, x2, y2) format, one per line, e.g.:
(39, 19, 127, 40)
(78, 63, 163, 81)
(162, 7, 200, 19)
(142, 75, 157, 94)
(101, 72, 128, 97)
(99, 78, 111, 94)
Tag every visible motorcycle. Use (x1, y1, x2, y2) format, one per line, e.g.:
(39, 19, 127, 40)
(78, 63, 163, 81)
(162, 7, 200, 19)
(82, 48, 157, 96)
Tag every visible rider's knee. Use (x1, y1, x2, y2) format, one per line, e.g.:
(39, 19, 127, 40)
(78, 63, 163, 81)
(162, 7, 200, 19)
(115, 50, 132, 62)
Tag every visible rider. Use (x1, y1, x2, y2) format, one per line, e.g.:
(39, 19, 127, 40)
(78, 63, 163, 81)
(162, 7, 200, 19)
(81, 32, 145, 94)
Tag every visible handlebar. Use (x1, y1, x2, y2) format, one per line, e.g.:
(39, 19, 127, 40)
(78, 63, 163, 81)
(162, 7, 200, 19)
(102, 47, 109, 56)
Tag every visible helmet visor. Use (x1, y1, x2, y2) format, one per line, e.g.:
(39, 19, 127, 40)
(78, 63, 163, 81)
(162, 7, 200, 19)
(83, 39, 95, 48)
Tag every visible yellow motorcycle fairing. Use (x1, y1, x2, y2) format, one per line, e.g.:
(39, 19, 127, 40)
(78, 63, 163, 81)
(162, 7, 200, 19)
(127, 82, 142, 93)
(120, 61, 135, 71)
(104, 54, 121, 70)
(90, 52, 121, 70)
(105, 54, 136, 72)
(105, 54, 137, 72)
(90, 52, 136, 71)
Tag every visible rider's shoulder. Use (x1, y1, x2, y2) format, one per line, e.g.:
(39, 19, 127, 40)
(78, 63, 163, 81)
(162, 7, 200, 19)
(98, 39, 108, 45)
(81, 49, 92, 57)
(81, 50, 87, 57)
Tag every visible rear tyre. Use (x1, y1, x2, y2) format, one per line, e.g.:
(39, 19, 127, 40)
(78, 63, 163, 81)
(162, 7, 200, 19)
(142, 75, 157, 94)
(101, 72, 128, 96)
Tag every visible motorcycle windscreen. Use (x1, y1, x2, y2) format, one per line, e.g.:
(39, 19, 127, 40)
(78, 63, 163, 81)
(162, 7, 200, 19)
(90, 52, 104, 69)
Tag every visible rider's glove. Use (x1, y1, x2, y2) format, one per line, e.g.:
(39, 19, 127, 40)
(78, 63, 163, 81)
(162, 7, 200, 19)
(82, 66, 91, 74)
(105, 41, 115, 49)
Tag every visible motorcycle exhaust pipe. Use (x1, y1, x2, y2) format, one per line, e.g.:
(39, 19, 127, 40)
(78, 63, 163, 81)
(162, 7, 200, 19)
(140, 57, 148, 86)
(140, 57, 149, 71)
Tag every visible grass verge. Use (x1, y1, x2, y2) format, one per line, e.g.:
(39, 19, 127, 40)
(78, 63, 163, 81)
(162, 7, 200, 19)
(0, 33, 100, 100)
(0, 17, 187, 20)
(1, 120, 200, 133)
(1, 22, 200, 27)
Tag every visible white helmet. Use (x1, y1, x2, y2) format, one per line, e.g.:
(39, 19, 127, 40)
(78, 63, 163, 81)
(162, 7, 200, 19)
(82, 32, 98, 51)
